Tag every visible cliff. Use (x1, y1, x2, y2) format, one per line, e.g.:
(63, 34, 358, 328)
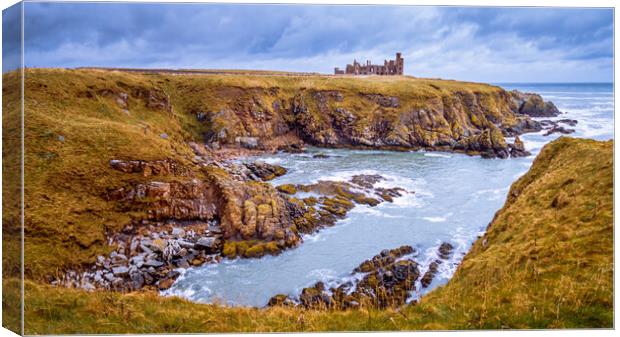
(4, 68, 549, 282)
(5, 137, 612, 333)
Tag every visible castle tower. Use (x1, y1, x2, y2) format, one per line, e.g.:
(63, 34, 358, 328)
(396, 52, 404, 75)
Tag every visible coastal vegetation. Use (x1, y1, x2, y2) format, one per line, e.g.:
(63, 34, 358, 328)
(2, 68, 612, 333)
(3, 137, 612, 333)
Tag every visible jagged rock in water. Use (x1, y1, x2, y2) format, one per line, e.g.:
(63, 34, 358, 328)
(420, 242, 455, 288)
(543, 125, 575, 136)
(557, 119, 578, 127)
(267, 294, 297, 307)
(244, 161, 287, 181)
(509, 136, 530, 157)
(277, 143, 305, 153)
(503, 117, 543, 136)
(269, 245, 420, 309)
(510, 90, 561, 117)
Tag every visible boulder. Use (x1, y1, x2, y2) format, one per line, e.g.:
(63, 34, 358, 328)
(112, 266, 129, 277)
(267, 294, 297, 307)
(235, 136, 259, 149)
(195, 237, 219, 252)
(244, 162, 287, 181)
(171, 227, 186, 238)
(143, 259, 164, 268)
(276, 184, 297, 194)
(157, 270, 181, 290)
(511, 90, 561, 117)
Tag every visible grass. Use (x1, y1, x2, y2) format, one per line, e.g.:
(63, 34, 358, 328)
(9, 67, 520, 280)
(1, 67, 613, 333)
(3, 136, 613, 334)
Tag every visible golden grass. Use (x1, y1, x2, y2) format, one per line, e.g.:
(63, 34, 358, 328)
(11, 67, 515, 280)
(4, 136, 612, 334)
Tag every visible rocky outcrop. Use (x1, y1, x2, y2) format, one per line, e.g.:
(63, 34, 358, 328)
(109, 159, 192, 177)
(106, 179, 218, 223)
(420, 242, 454, 288)
(510, 90, 561, 117)
(244, 161, 287, 181)
(53, 224, 223, 292)
(540, 119, 577, 136)
(268, 245, 420, 309)
(284, 175, 407, 234)
(168, 78, 554, 159)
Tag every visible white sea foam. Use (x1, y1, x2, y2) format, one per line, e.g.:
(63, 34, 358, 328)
(261, 157, 282, 165)
(473, 187, 509, 201)
(307, 268, 338, 280)
(350, 206, 405, 218)
(422, 216, 447, 223)
(423, 152, 452, 158)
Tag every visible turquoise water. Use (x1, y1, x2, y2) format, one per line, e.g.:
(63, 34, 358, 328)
(164, 83, 613, 307)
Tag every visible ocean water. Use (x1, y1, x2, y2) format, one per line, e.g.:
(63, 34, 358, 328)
(164, 83, 613, 307)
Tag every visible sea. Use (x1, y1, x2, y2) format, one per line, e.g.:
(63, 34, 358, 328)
(163, 83, 613, 307)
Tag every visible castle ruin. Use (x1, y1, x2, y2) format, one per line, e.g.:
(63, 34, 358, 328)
(334, 52, 404, 75)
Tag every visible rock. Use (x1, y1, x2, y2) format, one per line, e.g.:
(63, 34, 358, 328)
(267, 294, 297, 307)
(277, 143, 306, 153)
(143, 259, 164, 268)
(420, 243, 455, 289)
(104, 272, 115, 282)
(509, 136, 530, 157)
(174, 258, 191, 269)
(557, 119, 578, 127)
(157, 270, 181, 291)
(299, 282, 333, 308)
(163, 240, 182, 261)
(420, 261, 440, 288)
(129, 254, 145, 267)
(171, 227, 186, 238)
(244, 162, 287, 181)
(543, 125, 575, 136)
(362, 93, 400, 108)
(438, 242, 454, 260)
(188, 141, 208, 157)
(82, 282, 95, 292)
(511, 90, 561, 117)
(108, 159, 187, 177)
(57, 135, 65, 142)
(195, 237, 219, 252)
(112, 266, 129, 277)
(146, 238, 166, 253)
(129, 271, 145, 289)
(312, 153, 329, 159)
(235, 136, 259, 149)
(276, 184, 297, 194)
(286, 246, 420, 309)
(177, 240, 195, 249)
(503, 117, 543, 136)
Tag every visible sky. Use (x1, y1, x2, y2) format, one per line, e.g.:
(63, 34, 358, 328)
(2, 2, 614, 83)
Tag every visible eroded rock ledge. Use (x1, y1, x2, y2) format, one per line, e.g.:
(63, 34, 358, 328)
(55, 151, 409, 292)
(268, 246, 419, 309)
(267, 242, 456, 309)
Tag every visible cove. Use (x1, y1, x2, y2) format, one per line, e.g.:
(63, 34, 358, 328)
(164, 83, 613, 307)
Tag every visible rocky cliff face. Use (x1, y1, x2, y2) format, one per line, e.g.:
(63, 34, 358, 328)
(18, 69, 553, 285)
(174, 80, 545, 158)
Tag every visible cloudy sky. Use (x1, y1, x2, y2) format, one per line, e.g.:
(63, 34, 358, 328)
(2, 2, 614, 82)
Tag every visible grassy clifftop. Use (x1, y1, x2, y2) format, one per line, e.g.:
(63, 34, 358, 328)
(6, 137, 612, 334)
(7, 68, 533, 281)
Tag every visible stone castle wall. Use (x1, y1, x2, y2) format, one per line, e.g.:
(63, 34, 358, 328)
(335, 52, 404, 75)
